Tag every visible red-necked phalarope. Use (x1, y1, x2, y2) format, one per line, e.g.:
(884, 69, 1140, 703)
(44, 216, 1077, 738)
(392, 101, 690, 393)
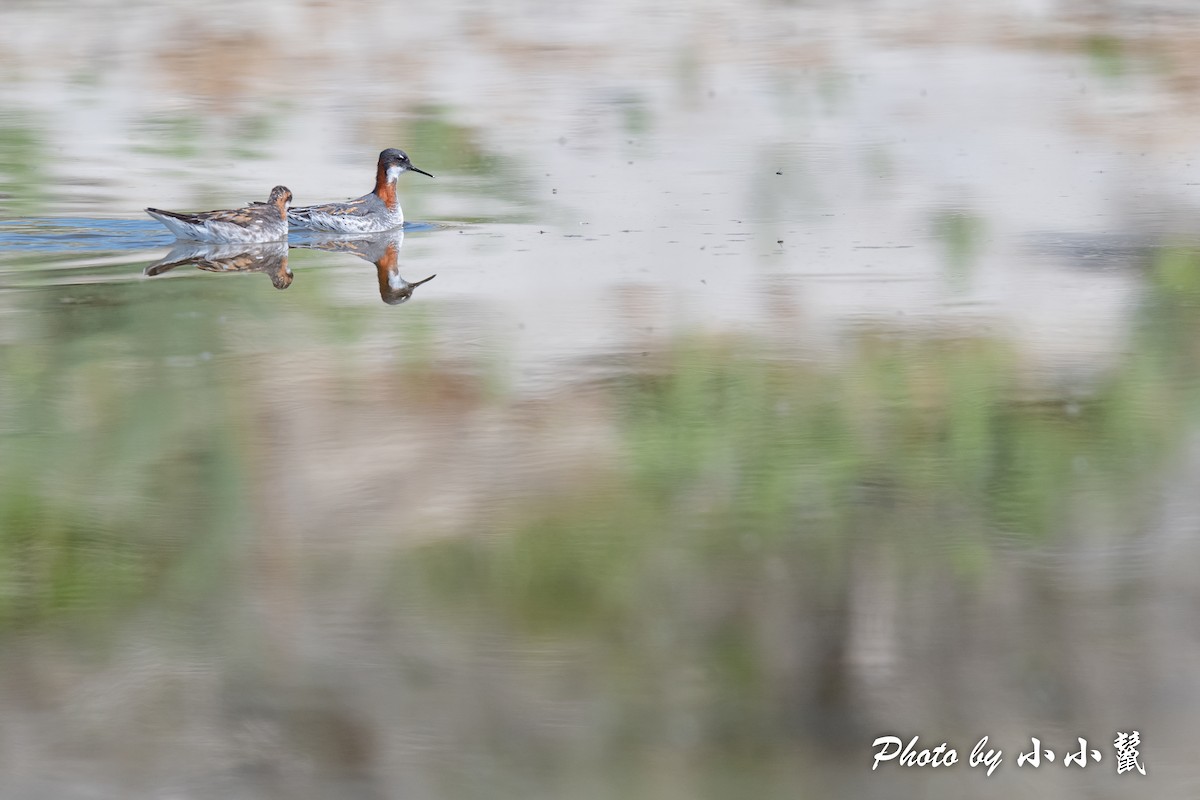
(287, 149, 433, 233)
(146, 185, 292, 243)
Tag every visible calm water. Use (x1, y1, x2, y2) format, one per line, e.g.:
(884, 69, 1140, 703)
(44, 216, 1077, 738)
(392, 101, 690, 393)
(3, 1, 1200, 797)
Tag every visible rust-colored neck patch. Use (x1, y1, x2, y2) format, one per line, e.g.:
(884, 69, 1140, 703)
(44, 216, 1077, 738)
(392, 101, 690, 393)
(373, 161, 398, 211)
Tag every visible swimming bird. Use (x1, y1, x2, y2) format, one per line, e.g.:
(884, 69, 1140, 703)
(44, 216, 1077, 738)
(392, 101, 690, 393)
(146, 185, 292, 243)
(144, 241, 292, 289)
(287, 149, 433, 233)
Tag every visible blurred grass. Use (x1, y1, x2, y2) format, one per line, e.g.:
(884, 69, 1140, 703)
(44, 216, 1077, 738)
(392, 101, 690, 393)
(406, 317, 1177, 634)
(0, 277, 270, 628)
(0, 241, 1198, 799)
(0, 253, 474, 631)
(933, 209, 986, 288)
(131, 107, 286, 165)
(0, 117, 47, 215)
(1084, 34, 1126, 79)
(132, 113, 204, 160)
(0, 243, 1195, 661)
(400, 106, 537, 220)
(388, 246, 1196, 766)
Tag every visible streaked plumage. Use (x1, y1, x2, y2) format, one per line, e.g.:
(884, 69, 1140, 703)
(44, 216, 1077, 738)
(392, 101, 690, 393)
(146, 185, 292, 243)
(288, 149, 433, 234)
(144, 241, 292, 289)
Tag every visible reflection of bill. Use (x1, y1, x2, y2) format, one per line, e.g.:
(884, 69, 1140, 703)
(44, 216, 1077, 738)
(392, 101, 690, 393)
(144, 240, 292, 289)
(293, 229, 436, 305)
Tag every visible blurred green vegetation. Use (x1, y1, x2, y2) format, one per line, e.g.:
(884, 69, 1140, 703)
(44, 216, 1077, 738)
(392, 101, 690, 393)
(0, 255, 391, 624)
(0, 242, 1197, 764)
(932, 209, 986, 288)
(1084, 34, 1126, 79)
(405, 306, 1180, 636)
(619, 95, 653, 137)
(133, 113, 205, 160)
(132, 107, 286, 164)
(0, 278, 256, 628)
(399, 325, 1168, 693)
(391, 245, 1196, 768)
(229, 108, 282, 161)
(0, 117, 48, 215)
(400, 107, 534, 221)
(0, 248, 478, 630)
(0, 238, 1194, 800)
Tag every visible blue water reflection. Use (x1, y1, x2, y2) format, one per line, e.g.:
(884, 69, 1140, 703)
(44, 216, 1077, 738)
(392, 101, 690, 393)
(0, 218, 169, 252)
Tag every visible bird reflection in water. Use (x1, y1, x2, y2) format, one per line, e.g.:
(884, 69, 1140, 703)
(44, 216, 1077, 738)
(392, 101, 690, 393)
(144, 240, 292, 289)
(294, 228, 436, 305)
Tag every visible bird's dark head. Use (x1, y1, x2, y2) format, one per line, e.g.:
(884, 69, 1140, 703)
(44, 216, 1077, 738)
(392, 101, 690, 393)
(379, 148, 434, 180)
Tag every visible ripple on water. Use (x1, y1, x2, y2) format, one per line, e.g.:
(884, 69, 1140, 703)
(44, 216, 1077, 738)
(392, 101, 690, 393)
(0, 218, 175, 253)
(0, 218, 444, 254)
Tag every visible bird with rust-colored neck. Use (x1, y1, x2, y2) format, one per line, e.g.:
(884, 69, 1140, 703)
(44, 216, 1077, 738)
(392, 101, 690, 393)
(288, 149, 434, 234)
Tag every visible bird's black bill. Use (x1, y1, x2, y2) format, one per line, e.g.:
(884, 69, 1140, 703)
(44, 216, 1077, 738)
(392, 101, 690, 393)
(410, 165, 435, 178)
